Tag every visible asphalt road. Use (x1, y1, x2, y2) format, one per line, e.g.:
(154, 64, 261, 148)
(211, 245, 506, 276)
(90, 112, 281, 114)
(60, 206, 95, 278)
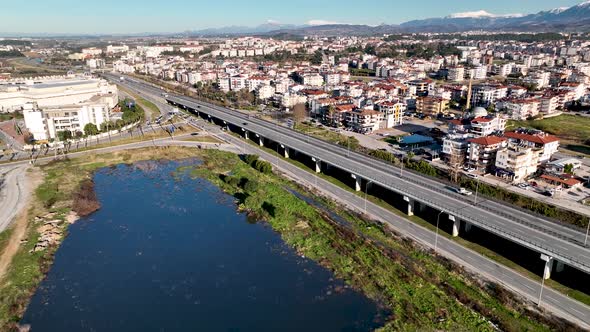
(0, 165, 27, 232)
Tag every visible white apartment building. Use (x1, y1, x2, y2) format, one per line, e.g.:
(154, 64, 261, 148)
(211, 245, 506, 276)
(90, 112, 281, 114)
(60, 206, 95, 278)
(377, 101, 404, 128)
(256, 85, 275, 100)
(106, 45, 129, 54)
(523, 71, 550, 89)
(495, 143, 539, 182)
(0, 76, 118, 113)
(345, 109, 382, 133)
(23, 94, 114, 141)
(504, 130, 559, 163)
(497, 99, 540, 120)
(447, 67, 465, 82)
(468, 65, 487, 80)
(469, 115, 507, 137)
(230, 75, 247, 91)
(81, 47, 103, 56)
(491, 63, 514, 77)
(471, 84, 508, 107)
(302, 73, 324, 87)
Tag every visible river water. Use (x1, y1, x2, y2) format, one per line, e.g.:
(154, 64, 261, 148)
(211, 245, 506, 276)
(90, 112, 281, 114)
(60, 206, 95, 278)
(22, 160, 386, 331)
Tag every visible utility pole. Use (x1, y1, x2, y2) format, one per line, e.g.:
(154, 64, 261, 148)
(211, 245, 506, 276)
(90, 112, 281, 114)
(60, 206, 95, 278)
(434, 210, 444, 252)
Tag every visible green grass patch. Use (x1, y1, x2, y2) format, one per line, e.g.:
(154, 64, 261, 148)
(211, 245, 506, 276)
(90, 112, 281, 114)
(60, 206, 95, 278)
(507, 115, 590, 145)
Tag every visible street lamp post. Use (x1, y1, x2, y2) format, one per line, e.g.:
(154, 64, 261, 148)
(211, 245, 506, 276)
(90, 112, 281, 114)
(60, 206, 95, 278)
(364, 180, 372, 214)
(474, 176, 480, 205)
(585, 218, 590, 246)
(434, 210, 444, 252)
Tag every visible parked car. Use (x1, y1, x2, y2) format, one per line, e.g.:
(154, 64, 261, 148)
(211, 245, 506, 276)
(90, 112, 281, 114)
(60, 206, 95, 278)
(466, 173, 479, 179)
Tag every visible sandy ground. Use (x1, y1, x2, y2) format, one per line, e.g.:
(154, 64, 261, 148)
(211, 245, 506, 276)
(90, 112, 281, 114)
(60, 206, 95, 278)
(0, 168, 43, 281)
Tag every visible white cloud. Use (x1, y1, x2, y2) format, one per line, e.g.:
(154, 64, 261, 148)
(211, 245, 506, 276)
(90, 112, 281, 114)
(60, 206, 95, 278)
(306, 19, 344, 26)
(266, 19, 281, 25)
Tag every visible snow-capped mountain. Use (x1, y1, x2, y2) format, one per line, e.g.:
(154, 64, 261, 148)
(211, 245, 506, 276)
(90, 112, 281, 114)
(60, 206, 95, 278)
(401, 1, 590, 32)
(189, 1, 590, 37)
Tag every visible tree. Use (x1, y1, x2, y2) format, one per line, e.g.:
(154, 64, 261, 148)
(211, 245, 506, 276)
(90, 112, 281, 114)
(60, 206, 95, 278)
(448, 152, 464, 183)
(56, 130, 72, 141)
(84, 123, 99, 136)
(292, 103, 307, 124)
(564, 163, 574, 175)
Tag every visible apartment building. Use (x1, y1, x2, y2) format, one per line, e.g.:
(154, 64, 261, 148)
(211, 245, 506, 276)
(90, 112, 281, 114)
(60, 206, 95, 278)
(442, 132, 476, 166)
(416, 96, 449, 117)
(23, 94, 114, 141)
(495, 143, 539, 182)
(466, 136, 507, 173)
(345, 109, 383, 133)
(497, 98, 540, 120)
(504, 129, 559, 163)
(377, 101, 404, 128)
(471, 84, 508, 107)
(447, 66, 465, 82)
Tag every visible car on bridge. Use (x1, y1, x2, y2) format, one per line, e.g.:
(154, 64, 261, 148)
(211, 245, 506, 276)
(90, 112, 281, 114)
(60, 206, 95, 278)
(455, 187, 472, 196)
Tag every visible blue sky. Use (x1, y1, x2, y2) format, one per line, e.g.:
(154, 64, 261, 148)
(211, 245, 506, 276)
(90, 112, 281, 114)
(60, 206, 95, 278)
(0, 0, 585, 34)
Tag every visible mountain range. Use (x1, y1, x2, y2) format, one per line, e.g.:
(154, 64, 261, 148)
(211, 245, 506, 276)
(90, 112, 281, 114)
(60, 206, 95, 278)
(188, 1, 590, 37)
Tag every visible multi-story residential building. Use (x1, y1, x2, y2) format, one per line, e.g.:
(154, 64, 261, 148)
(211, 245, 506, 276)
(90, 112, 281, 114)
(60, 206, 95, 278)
(469, 114, 507, 137)
(468, 65, 487, 80)
(539, 93, 560, 116)
(256, 84, 275, 100)
(497, 98, 540, 120)
(471, 84, 508, 107)
(523, 71, 550, 89)
(345, 109, 382, 133)
(302, 73, 324, 87)
(466, 136, 507, 173)
(504, 129, 559, 163)
(23, 94, 115, 141)
(376, 101, 404, 128)
(491, 62, 513, 77)
(106, 45, 129, 54)
(230, 75, 247, 91)
(416, 96, 448, 117)
(447, 66, 465, 82)
(495, 143, 539, 182)
(442, 132, 476, 166)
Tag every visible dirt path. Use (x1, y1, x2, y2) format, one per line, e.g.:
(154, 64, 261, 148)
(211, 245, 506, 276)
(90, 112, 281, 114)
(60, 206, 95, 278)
(0, 168, 43, 281)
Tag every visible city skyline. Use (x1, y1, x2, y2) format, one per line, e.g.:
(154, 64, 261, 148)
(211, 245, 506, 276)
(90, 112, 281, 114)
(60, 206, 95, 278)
(1, 0, 585, 34)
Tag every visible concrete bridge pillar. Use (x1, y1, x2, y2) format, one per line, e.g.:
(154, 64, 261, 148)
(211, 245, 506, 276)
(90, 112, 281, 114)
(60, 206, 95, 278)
(555, 261, 565, 273)
(449, 215, 459, 237)
(312, 158, 321, 173)
(281, 145, 290, 159)
(403, 196, 414, 216)
(258, 136, 264, 147)
(244, 130, 249, 140)
(541, 255, 554, 280)
(351, 174, 361, 192)
(464, 222, 472, 233)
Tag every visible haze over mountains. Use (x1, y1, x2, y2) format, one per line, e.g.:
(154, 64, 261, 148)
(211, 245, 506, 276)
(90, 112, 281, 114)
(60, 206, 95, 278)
(189, 1, 590, 36)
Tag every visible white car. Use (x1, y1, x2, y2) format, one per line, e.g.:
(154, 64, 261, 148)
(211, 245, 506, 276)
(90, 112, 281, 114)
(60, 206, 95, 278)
(466, 173, 479, 179)
(456, 187, 473, 196)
